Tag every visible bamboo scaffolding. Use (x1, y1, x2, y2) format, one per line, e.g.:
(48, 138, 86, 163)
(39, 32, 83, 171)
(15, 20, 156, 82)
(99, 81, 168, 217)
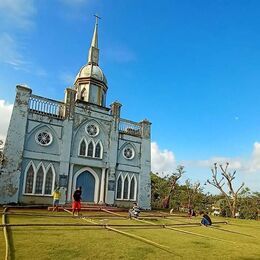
(4, 212, 125, 219)
(63, 208, 177, 256)
(0, 223, 208, 228)
(159, 211, 254, 238)
(104, 209, 237, 244)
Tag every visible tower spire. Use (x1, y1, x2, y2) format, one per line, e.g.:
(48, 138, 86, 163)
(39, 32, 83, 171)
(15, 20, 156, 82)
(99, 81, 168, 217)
(88, 15, 101, 65)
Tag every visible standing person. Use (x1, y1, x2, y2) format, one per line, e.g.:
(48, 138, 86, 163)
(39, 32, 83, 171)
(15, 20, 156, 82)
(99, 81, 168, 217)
(200, 211, 212, 226)
(72, 186, 82, 216)
(52, 187, 61, 212)
(189, 208, 196, 218)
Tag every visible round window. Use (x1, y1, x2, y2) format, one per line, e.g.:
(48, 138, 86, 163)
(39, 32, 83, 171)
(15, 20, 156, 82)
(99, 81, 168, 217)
(35, 131, 53, 146)
(123, 147, 135, 160)
(86, 124, 99, 137)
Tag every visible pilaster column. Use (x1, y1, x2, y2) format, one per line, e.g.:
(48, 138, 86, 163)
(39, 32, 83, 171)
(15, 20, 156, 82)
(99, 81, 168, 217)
(99, 167, 106, 203)
(67, 164, 74, 202)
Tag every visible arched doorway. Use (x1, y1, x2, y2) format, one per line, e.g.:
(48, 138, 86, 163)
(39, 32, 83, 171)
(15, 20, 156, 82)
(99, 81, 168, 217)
(76, 171, 95, 202)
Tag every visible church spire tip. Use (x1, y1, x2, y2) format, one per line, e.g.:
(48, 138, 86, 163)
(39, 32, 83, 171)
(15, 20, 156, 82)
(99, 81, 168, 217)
(88, 14, 101, 65)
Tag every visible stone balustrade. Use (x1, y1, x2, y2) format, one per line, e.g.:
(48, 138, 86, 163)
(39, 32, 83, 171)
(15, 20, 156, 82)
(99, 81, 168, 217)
(119, 118, 142, 137)
(29, 95, 65, 119)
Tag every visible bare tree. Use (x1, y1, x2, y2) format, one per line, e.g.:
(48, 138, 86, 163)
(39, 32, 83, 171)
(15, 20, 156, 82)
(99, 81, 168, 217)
(207, 162, 244, 217)
(162, 165, 185, 208)
(185, 180, 201, 209)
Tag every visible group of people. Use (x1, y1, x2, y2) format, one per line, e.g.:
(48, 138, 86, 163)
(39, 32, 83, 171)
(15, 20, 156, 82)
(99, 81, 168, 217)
(52, 186, 82, 216)
(52, 188, 212, 226)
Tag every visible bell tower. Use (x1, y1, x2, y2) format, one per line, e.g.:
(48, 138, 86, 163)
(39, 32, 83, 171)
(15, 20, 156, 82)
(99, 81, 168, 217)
(74, 16, 107, 107)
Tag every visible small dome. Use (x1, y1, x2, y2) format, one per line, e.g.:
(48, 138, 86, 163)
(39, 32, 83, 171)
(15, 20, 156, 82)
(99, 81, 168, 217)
(75, 64, 107, 85)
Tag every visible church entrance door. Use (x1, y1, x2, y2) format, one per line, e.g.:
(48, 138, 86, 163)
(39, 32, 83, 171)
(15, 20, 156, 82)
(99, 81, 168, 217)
(76, 171, 95, 202)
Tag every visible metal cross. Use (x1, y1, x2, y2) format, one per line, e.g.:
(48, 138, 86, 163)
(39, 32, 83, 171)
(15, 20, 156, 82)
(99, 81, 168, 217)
(94, 14, 101, 25)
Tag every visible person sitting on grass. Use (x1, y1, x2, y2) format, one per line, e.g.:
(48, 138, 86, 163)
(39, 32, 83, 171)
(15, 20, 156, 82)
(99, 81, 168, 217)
(129, 202, 140, 219)
(200, 211, 212, 226)
(52, 187, 61, 212)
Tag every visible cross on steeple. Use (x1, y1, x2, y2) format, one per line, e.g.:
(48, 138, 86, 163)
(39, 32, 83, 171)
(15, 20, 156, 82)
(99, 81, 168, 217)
(94, 14, 101, 25)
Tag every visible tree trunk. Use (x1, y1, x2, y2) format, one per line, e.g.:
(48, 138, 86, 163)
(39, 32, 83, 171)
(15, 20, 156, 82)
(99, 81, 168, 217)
(231, 197, 237, 218)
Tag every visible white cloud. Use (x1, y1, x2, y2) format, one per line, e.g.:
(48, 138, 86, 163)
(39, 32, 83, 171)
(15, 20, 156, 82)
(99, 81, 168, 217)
(194, 157, 243, 170)
(186, 142, 260, 175)
(151, 142, 176, 175)
(0, 1, 42, 72)
(0, 100, 13, 142)
(0, 32, 47, 73)
(0, 0, 36, 29)
(249, 142, 260, 172)
(0, 33, 28, 70)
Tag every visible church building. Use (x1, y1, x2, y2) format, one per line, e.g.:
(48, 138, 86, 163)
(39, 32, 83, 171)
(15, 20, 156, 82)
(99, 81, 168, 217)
(0, 20, 151, 209)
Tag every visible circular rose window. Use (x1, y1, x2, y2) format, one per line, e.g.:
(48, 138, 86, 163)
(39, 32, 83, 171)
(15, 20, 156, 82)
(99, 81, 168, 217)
(35, 131, 53, 146)
(123, 147, 135, 160)
(86, 124, 99, 137)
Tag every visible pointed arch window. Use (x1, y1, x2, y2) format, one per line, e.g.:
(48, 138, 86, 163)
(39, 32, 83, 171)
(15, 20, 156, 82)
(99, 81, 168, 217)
(95, 142, 101, 158)
(79, 139, 87, 156)
(123, 176, 129, 200)
(130, 176, 136, 200)
(116, 175, 123, 199)
(81, 88, 88, 101)
(87, 141, 94, 157)
(25, 165, 34, 194)
(35, 166, 44, 194)
(45, 167, 53, 195)
(23, 162, 55, 196)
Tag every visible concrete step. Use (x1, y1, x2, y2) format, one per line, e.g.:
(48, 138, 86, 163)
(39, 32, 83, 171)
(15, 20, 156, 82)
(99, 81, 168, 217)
(48, 205, 127, 212)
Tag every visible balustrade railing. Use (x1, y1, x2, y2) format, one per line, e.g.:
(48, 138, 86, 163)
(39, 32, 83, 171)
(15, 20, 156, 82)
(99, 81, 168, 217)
(29, 95, 65, 119)
(119, 119, 141, 137)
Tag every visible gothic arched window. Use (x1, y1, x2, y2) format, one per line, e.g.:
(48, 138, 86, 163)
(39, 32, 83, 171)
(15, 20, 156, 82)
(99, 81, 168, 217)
(87, 141, 94, 157)
(130, 176, 136, 200)
(25, 165, 34, 194)
(79, 139, 86, 156)
(44, 167, 54, 195)
(95, 142, 102, 158)
(116, 175, 123, 199)
(123, 176, 129, 200)
(81, 88, 86, 100)
(35, 166, 44, 194)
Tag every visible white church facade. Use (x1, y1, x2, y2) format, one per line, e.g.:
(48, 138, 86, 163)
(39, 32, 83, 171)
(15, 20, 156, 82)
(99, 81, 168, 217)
(0, 20, 151, 209)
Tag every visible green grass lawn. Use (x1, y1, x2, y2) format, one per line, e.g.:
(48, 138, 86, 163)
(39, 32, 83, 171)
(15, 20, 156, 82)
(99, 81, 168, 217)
(1, 208, 260, 260)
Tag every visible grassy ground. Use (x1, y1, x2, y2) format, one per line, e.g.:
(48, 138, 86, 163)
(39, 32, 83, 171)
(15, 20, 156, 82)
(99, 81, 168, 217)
(1, 208, 260, 260)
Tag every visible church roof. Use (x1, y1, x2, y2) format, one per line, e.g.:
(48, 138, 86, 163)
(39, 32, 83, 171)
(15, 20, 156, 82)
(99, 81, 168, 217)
(75, 64, 107, 85)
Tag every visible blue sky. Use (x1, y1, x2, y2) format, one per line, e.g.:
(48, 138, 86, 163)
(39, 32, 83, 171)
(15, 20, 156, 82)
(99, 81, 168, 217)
(0, 0, 260, 193)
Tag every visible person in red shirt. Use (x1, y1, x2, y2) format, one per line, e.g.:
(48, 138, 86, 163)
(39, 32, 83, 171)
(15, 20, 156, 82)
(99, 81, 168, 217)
(72, 187, 82, 216)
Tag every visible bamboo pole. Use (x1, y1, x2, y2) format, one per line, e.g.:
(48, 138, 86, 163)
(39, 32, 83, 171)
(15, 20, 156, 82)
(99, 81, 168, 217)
(209, 226, 256, 238)
(2, 207, 10, 260)
(0, 223, 206, 228)
(101, 208, 127, 218)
